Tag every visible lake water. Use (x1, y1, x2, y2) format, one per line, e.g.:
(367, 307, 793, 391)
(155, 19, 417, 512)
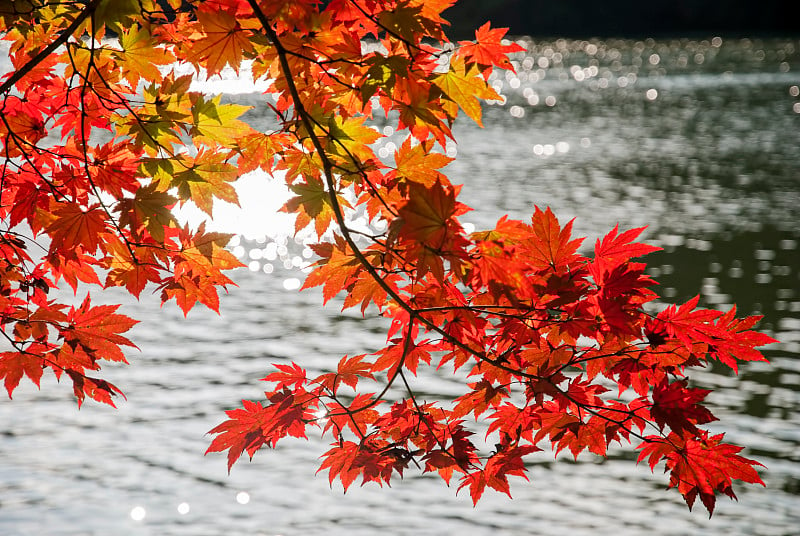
(1, 36, 799, 535)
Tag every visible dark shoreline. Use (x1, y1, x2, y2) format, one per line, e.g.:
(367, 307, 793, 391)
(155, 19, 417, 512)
(444, 0, 800, 40)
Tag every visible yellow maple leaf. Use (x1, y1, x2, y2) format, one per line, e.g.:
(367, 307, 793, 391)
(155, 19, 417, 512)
(117, 24, 176, 87)
(327, 115, 381, 162)
(191, 94, 255, 148)
(283, 175, 351, 237)
(432, 55, 500, 126)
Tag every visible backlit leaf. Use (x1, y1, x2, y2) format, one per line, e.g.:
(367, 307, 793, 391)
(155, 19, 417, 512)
(186, 10, 255, 75)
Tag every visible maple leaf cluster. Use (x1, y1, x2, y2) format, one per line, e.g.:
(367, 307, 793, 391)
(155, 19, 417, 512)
(0, 1, 248, 405)
(1, 0, 775, 516)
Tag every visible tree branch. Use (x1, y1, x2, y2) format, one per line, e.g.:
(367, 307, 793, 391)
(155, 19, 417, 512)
(0, 0, 101, 95)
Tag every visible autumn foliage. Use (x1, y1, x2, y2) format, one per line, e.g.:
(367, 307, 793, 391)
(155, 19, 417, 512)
(0, 0, 776, 515)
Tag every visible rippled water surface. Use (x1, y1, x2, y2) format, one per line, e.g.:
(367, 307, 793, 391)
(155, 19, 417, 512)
(2, 37, 799, 535)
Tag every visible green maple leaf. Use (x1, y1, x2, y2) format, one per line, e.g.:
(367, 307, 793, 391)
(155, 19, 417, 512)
(170, 151, 239, 215)
(191, 94, 255, 148)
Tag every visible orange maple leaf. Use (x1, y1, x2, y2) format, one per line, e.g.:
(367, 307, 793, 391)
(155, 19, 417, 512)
(392, 137, 453, 187)
(46, 204, 110, 255)
(186, 10, 255, 75)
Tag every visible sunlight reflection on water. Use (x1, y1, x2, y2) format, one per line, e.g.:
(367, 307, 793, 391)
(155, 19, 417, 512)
(1, 36, 799, 536)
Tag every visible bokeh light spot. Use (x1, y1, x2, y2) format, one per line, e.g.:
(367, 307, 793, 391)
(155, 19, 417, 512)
(283, 278, 301, 291)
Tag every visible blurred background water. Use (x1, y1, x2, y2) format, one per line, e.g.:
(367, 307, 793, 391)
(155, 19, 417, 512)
(1, 36, 799, 535)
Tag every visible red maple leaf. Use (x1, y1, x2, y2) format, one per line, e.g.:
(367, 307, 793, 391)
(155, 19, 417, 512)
(650, 378, 717, 435)
(262, 362, 308, 391)
(638, 432, 765, 515)
(457, 22, 525, 74)
(593, 224, 661, 271)
(45, 204, 110, 255)
(523, 206, 583, 272)
(0, 351, 44, 398)
(206, 399, 272, 472)
(63, 295, 139, 364)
